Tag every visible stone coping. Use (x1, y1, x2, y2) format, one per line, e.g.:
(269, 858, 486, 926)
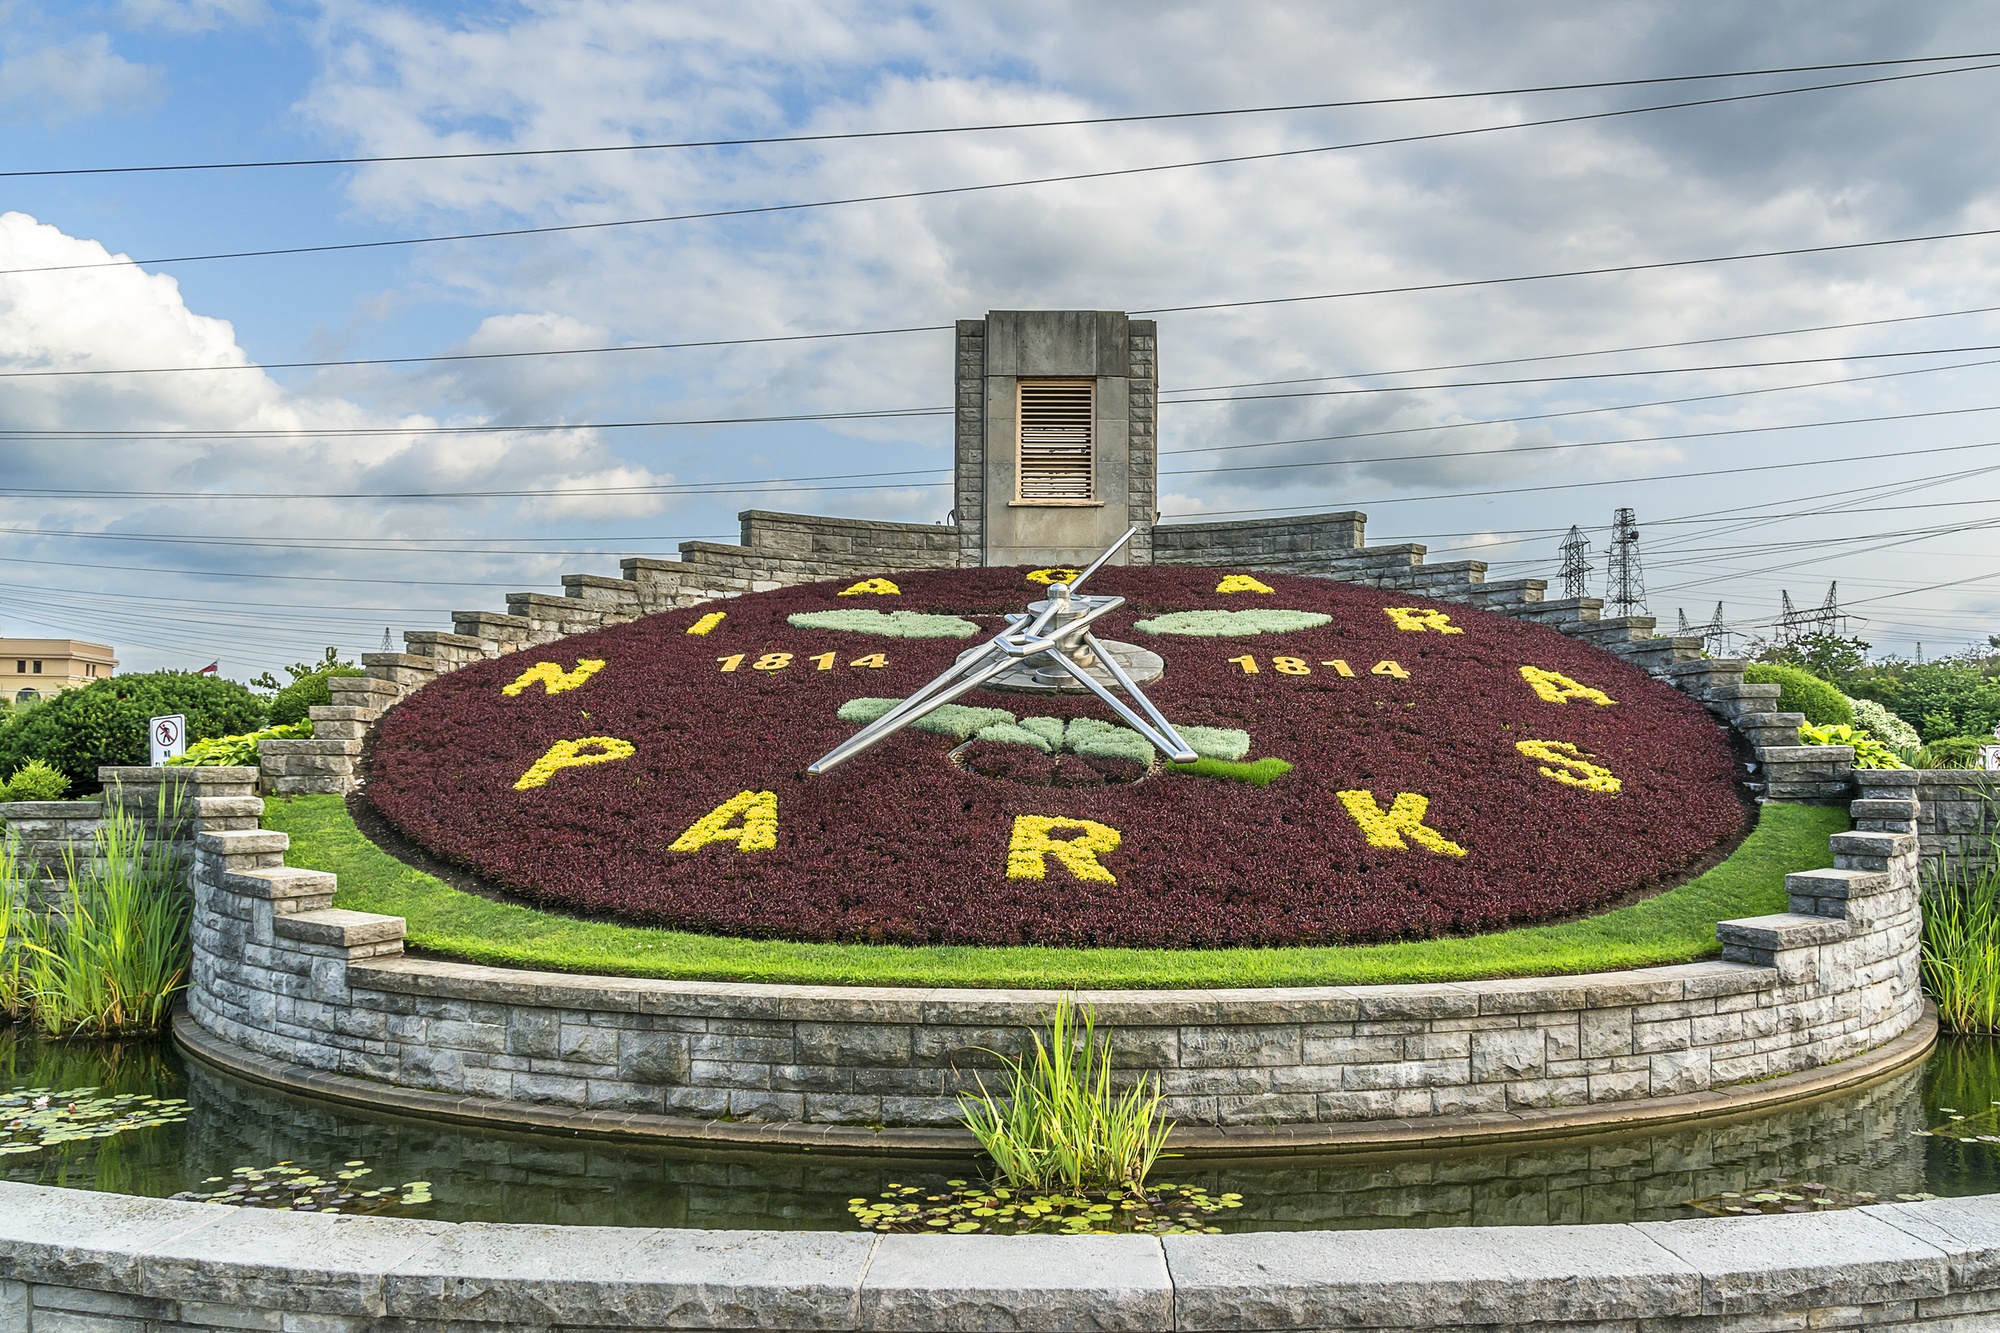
(173, 1002, 1938, 1157)
(8, 1176, 2000, 1330)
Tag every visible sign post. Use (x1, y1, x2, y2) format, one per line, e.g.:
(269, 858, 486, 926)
(149, 715, 187, 766)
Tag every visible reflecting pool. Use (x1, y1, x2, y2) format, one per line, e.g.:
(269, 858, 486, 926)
(5, 1025, 1996, 1231)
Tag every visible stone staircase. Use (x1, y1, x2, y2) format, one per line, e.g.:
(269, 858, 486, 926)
(253, 506, 1852, 800)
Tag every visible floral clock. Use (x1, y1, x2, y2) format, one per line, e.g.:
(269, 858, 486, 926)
(366, 567, 1747, 949)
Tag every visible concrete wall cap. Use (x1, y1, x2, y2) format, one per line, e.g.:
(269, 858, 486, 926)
(272, 907, 407, 948)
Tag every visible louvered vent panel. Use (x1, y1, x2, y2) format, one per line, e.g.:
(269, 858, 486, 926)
(1017, 380, 1095, 500)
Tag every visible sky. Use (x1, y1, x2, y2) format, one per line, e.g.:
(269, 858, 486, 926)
(2, 0, 1999, 679)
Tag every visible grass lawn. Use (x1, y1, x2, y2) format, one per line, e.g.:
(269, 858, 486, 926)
(264, 796, 1845, 990)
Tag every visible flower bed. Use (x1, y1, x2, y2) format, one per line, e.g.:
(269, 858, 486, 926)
(365, 567, 1747, 948)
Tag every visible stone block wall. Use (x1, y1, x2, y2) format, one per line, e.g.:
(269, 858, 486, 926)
(1855, 769, 1998, 870)
(176, 777, 1923, 1134)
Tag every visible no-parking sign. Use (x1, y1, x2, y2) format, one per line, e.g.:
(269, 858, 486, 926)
(149, 714, 187, 766)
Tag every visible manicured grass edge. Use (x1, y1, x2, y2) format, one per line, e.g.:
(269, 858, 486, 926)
(263, 797, 1843, 990)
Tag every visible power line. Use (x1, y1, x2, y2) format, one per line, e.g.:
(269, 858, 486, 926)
(11, 52, 1991, 180)
(7, 61, 1994, 278)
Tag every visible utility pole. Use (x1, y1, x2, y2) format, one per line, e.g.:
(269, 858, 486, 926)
(1603, 507, 1647, 618)
(1558, 526, 1592, 600)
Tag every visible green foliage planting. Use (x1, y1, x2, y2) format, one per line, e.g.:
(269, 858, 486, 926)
(0, 672, 267, 794)
(254, 649, 363, 726)
(1850, 698, 1920, 751)
(266, 797, 1840, 989)
(836, 698, 1252, 770)
(1743, 664, 1854, 727)
(1797, 723, 1906, 769)
(1847, 652, 2000, 741)
(1768, 633, 1871, 683)
(847, 1179, 1234, 1235)
(1164, 757, 1294, 786)
(167, 720, 312, 767)
(1, 760, 70, 802)
(785, 610, 980, 638)
(9, 793, 192, 1038)
(957, 998, 1171, 1193)
(1130, 609, 1332, 636)
(0, 834, 23, 1022)
(1904, 737, 1990, 770)
(1920, 806, 2000, 1034)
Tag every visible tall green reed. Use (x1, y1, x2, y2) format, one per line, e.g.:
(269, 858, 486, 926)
(957, 997, 1173, 1193)
(0, 830, 24, 1022)
(1921, 794, 2000, 1034)
(10, 786, 191, 1039)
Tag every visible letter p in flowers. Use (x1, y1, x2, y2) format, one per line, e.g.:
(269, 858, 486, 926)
(1336, 790, 1468, 857)
(1006, 815, 1123, 884)
(513, 737, 635, 790)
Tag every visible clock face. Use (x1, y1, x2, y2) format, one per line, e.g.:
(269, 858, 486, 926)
(366, 567, 1747, 949)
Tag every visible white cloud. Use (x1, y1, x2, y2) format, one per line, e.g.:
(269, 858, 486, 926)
(0, 34, 159, 124)
(119, 0, 267, 33)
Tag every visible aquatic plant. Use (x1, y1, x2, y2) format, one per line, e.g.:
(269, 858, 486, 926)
(0, 1085, 188, 1156)
(1920, 797, 2000, 1034)
(956, 998, 1172, 1195)
(848, 1178, 1233, 1235)
(1683, 1180, 1935, 1216)
(14, 789, 191, 1038)
(0, 832, 23, 1022)
(171, 1160, 433, 1214)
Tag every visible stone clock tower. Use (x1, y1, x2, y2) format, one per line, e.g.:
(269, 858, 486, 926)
(951, 310, 1158, 567)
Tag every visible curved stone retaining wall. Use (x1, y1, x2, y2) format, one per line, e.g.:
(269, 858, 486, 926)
(179, 776, 1926, 1137)
(8, 1180, 2000, 1332)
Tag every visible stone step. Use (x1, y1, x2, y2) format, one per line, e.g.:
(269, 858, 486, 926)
(273, 907, 406, 950)
(1718, 912, 1852, 955)
(1459, 577, 1546, 609)
(327, 676, 401, 705)
(1831, 830, 1918, 872)
(561, 573, 644, 606)
(1563, 615, 1658, 643)
(1506, 596, 1603, 626)
(1786, 867, 1893, 910)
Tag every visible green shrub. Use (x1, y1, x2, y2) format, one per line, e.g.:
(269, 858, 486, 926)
(1895, 660, 2000, 740)
(1905, 736, 1990, 769)
(1797, 722, 1906, 769)
(1, 759, 71, 802)
(166, 720, 313, 768)
(268, 668, 364, 726)
(0, 673, 267, 795)
(1849, 697, 1920, 750)
(1744, 663, 1853, 726)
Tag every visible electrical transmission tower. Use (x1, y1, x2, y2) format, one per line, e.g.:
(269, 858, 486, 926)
(1699, 602, 1730, 657)
(1558, 526, 1592, 600)
(1811, 582, 1847, 638)
(1603, 507, 1647, 618)
(1775, 591, 1802, 647)
(380, 627, 393, 653)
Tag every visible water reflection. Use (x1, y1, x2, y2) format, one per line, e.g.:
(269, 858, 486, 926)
(7, 1024, 2000, 1232)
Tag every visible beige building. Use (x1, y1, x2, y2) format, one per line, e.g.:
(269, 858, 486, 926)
(2, 635, 116, 705)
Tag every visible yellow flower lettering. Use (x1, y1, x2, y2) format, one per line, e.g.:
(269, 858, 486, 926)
(838, 578, 901, 596)
(502, 659, 606, 697)
(1335, 790, 1467, 857)
(1026, 567, 1083, 586)
(1383, 607, 1463, 634)
(1518, 665, 1616, 707)
(670, 790, 778, 853)
(686, 612, 727, 635)
(1215, 574, 1274, 595)
(512, 736, 635, 790)
(1515, 740, 1621, 794)
(1006, 815, 1123, 884)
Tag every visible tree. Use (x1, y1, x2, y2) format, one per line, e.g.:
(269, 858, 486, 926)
(1772, 633, 1870, 685)
(0, 672, 269, 794)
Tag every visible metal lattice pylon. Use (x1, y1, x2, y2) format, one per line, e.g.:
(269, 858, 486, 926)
(1700, 602, 1730, 657)
(1558, 525, 1592, 600)
(1603, 508, 1647, 618)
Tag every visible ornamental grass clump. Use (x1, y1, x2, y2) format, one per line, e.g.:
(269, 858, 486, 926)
(1921, 799, 2000, 1034)
(12, 791, 191, 1038)
(957, 998, 1172, 1194)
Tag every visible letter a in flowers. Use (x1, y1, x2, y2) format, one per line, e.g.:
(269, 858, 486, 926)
(1335, 790, 1467, 857)
(502, 659, 606, 696)
(1518, 665, 1616, 706)
(1515, 740, 1621, 794)
(670, 790, 779, 853)
(838, 578, 901, 596)
(1382, 607, 1463, 634)
(1006, 815, 1123, 883)
(513, 737, 635, 790)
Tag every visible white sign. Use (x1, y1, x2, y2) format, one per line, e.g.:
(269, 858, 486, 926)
(149, 714, 187, 766)
(1982, 745, 2000, 773)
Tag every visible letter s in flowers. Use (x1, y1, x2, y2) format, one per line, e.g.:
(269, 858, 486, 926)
(670, 790, 778, 853)
(1335, 790, 1467, 857)
(1518, 665, 1615, 706)
(512, 737, 635, 790)
(1515, 740, 1621, 794)
(502, 659, 606, 696)
(1006, 815, 1123, 883)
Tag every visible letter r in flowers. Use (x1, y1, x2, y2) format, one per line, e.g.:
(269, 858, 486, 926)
(1382, 607, 1463, 634)
(1335, 790, 1468, 857)
(1518, 665, 1616, 706)
(502, 659, 606, 696)
(1006, 815, 1123, 883)
(512, 736, 635, 790)
(1515, 740, 1621, 794)
(670, 790, 778, 853)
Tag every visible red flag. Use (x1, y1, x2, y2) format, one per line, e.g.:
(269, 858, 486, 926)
(197, 661, 218, 675)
